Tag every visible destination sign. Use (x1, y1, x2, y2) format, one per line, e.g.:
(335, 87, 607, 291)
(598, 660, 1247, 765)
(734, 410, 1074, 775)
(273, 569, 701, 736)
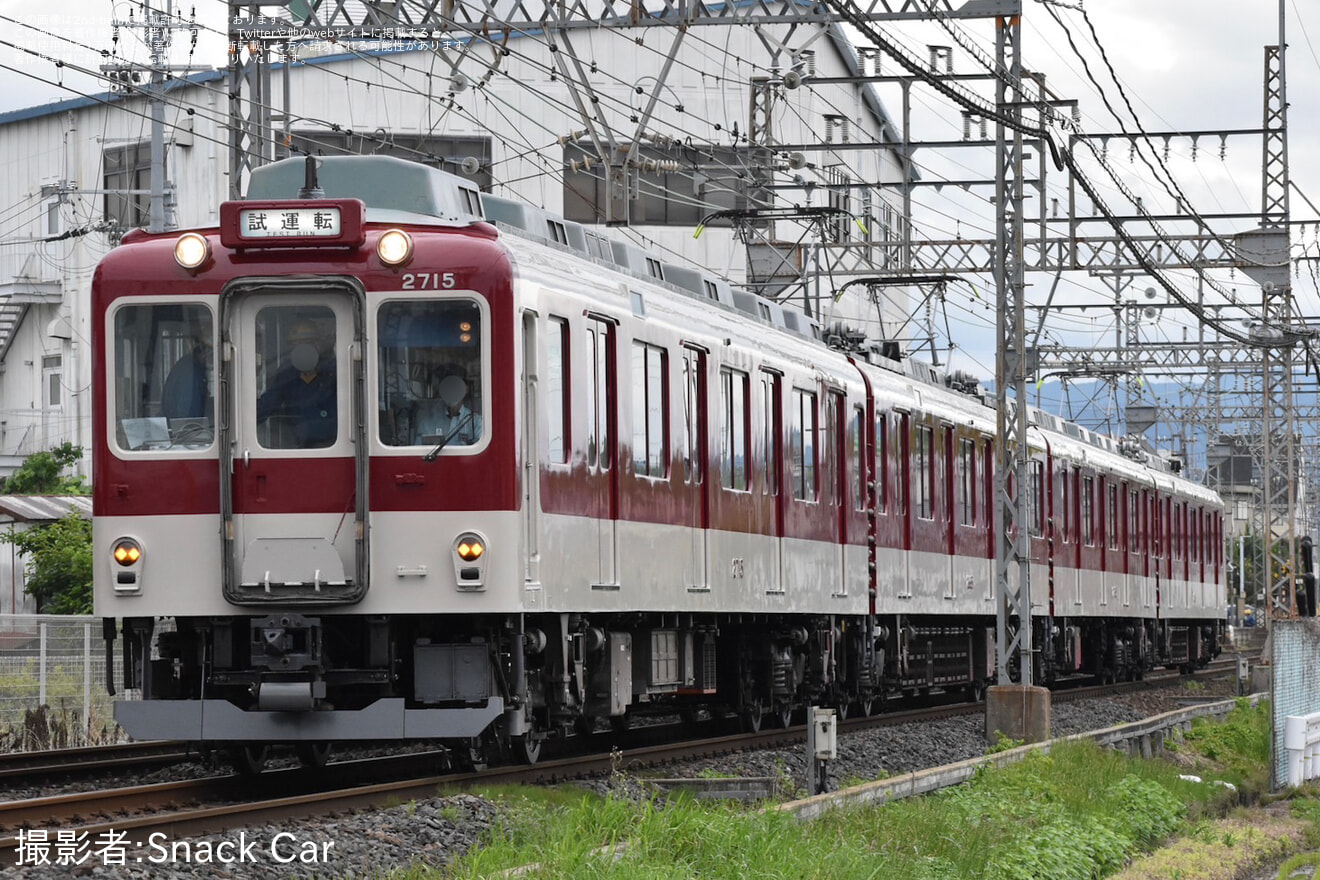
(237, 207, 341, 239)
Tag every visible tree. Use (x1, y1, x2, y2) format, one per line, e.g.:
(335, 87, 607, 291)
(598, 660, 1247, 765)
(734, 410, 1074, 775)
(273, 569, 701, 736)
(2, 512, 92, 614)
(1, 443, 89, 495)
(0, 444, 93, 613)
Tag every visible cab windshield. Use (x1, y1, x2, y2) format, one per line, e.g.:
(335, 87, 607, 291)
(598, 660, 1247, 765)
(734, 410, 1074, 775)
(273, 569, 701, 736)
(377, 299, 484, 449)
(112, 303, 215, 451)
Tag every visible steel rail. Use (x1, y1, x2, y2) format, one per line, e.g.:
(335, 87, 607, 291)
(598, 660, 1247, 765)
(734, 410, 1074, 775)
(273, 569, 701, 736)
(0, 656, 1239, 858)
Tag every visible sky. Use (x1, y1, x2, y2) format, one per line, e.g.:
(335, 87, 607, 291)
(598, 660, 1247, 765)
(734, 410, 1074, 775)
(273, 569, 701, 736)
(0, 0, 229, 109)
(0, 0, 1316, 423)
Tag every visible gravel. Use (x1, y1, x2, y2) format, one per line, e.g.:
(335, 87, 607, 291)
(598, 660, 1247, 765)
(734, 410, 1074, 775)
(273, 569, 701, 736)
(3, 674, 1243, 879)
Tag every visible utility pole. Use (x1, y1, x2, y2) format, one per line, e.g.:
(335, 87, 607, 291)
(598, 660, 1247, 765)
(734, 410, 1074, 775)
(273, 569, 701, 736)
(102, 1, 197, 233)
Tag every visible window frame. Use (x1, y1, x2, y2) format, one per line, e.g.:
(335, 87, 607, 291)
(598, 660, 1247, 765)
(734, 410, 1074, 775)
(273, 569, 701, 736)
(958, 436, 976, 526)
(632, 340, 669, 479)
(719, 366, 750, 492)
(790, 387, 818, 501)
(103, 141, 152, 230)
(1028, 459, 1045, 537)
(545, 316, 570, 465)
(375, 296, 488, 452)
(1107, 481, 1119, 550)
(106, 297, 217, 456)
(1081, 474, 1095, 546)
(914, 424, 934, 520)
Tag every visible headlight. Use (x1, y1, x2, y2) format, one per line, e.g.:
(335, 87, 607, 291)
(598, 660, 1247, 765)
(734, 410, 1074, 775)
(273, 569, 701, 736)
(377, 229, 414, 267)
(174, 232, 211, 270)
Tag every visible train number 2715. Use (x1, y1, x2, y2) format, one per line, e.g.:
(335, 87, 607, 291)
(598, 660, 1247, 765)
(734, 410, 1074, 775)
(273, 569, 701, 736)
(401, 272, 456, 289)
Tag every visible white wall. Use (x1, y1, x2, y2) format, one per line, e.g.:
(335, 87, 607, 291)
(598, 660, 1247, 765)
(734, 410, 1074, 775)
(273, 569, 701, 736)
(0, 24, 913, 482)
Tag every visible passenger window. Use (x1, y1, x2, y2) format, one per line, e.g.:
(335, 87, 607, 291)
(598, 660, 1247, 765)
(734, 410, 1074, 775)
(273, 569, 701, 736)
(546, 317, 569, 464)
(914, 425, 933, 520)
(633, 342, 668, 477)
(720, 368, 749, 491)
(790, 388, 817, 501)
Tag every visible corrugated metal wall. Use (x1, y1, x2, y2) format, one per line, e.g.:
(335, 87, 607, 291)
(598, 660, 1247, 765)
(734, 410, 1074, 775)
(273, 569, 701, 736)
(1272, 619, 1320, 787)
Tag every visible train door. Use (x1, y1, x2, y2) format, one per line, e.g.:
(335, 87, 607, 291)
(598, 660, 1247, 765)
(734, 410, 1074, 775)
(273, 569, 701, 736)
(684, 346, 710, 590)
(522, 312, 541, 587)
(585, 316, 619, 587)
(983, 437, 994, 603)
(897, 412, 913, 598)
(760, 367, 781, 593)
(219, 282, 367, 604)
(831, 390, 848, 596)
(943, 425, 955, 600)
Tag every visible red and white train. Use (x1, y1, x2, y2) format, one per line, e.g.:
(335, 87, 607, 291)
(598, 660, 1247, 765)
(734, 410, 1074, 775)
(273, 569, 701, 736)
(93, 155, 1224, 769)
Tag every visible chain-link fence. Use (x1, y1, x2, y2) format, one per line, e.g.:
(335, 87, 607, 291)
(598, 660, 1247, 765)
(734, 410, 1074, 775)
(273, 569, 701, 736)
(0, 615, 125, 750)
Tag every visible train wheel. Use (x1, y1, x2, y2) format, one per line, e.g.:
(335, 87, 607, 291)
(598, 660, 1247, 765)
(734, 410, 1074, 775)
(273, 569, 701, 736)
(740, 698, 764, 733)
(228, 744, 269, 776)
(966, 681, 985, 703)
(295, 741, 331, 769)
(775, 703, 794, 729)
(858, 696, 876, 717)
(513, 734, 542, 765)
(833, 701, 850, 722)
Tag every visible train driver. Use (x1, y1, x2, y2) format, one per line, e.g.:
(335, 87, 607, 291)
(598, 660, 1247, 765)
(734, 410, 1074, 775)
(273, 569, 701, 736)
(161, 326, 213, 421)
(414, 370, 481, 447)
(257, 320, 337, 448)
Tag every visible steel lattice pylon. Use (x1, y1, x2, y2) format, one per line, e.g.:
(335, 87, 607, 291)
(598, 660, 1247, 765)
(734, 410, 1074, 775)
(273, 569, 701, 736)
(992, 9, 1031, 686)
(1253, 39, 1297, 622)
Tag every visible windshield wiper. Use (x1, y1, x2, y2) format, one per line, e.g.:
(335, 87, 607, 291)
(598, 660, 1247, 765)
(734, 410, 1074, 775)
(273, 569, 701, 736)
(423, 411, 476, 462)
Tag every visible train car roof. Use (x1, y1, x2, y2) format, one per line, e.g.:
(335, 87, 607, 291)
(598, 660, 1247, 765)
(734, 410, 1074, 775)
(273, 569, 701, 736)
(247, 155, 485, 227)
(245, 159, 1216, 506)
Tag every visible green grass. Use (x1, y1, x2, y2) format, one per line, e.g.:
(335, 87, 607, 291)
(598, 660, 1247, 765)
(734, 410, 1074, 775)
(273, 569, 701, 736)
(415, 701, 1272, 880)
(1179, 698, 1271, 794)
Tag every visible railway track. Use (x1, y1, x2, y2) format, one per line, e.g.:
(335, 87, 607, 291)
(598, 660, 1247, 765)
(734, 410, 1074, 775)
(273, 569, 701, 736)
(0, 741, 192, 785)
(0, 657, 1241, 860)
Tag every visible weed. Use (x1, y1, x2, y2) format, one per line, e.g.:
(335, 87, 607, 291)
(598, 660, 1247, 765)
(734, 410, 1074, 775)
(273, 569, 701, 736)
(695, 768, 737, 779)
(433, 700, 1271, 880)
(986, 730, 1024, 754)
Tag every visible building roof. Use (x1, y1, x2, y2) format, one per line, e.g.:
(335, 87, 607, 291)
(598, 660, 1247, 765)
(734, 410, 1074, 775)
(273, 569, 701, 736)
(0, 69, 225, 127)
(0, 495, 92, 523)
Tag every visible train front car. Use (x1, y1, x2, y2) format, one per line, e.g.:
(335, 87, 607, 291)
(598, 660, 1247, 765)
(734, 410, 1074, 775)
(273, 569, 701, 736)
(93, 156, 529, 769)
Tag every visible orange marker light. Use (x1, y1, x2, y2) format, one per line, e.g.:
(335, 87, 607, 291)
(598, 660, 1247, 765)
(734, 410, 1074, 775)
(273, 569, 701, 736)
(113, 540, 142, 566)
